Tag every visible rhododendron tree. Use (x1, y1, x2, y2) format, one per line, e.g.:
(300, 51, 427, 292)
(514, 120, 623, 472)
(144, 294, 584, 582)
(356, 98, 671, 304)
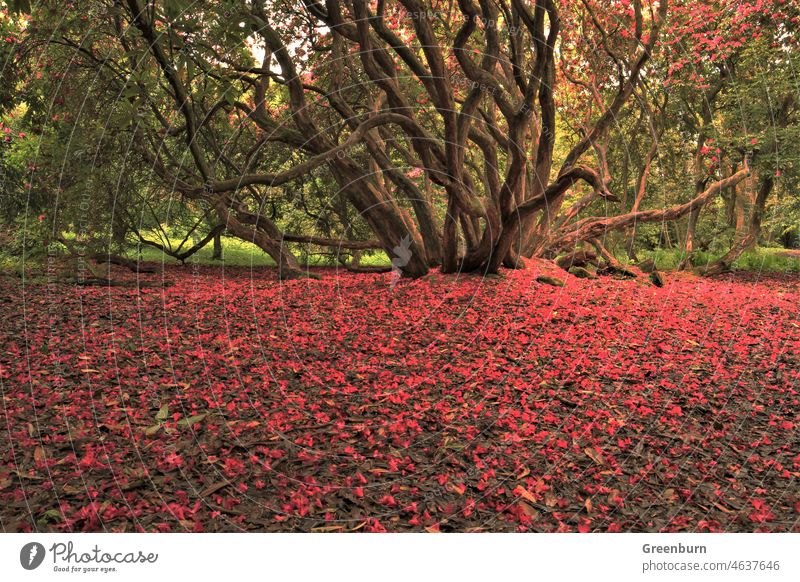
(6, 0, 798, 278)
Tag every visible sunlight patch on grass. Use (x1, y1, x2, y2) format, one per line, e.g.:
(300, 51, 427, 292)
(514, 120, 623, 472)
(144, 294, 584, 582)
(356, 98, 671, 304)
(126, 233, 392, 268)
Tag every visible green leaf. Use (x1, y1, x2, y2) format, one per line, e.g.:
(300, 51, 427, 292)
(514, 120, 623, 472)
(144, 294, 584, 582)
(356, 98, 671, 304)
(177, 413, 207, 427)
(161, 0, 191, 20)
(122, 84, 139, 99)
(155, 404, 169, 421)
(40, 509, 63, 522)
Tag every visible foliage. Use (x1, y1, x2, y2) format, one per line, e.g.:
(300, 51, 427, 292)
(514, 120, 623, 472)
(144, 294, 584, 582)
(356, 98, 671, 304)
(0, 0, 797, 277)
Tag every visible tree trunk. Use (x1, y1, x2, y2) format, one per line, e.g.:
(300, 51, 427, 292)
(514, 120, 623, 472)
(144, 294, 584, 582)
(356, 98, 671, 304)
(676, 206, 700, 270)
(731, 174, 758, 247)
(626, 136, 659, 261)
(212, 230, 223, 260)
(702, 176, 773, 275)
(214, 203, 306, 279)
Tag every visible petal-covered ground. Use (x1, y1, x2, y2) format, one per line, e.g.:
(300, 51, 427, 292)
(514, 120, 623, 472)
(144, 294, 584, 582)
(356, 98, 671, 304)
(1, 264, 798, 532)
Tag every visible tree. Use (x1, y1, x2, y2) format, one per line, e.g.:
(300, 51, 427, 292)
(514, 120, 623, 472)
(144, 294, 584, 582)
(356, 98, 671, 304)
(6, 0, 798, 280)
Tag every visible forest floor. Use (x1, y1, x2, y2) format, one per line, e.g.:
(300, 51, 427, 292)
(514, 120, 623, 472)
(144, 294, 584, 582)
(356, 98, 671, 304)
(1, 263, 798, 532)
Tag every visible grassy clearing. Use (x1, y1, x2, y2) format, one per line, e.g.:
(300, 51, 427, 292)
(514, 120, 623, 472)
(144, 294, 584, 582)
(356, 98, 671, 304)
(129, 234, 392, 268)
(638, 247, 800, 273)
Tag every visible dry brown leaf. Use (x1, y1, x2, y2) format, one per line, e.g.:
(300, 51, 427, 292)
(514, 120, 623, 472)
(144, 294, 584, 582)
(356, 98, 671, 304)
(520, 502, 540, 519)
(584, 447, 605, 465)
(513, 485, 537, 504)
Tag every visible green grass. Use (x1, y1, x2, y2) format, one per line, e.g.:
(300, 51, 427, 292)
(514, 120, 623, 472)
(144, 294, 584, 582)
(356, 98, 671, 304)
(730, 247, 800, 272)
(128, 234, 392, 268)
(133, 236, 276, 267)
(637, 246, 800, 273)
(0, 231, 393, 280)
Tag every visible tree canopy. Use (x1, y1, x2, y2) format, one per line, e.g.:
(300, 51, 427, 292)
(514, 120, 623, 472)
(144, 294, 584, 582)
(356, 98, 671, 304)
(1, 0, 798, 278)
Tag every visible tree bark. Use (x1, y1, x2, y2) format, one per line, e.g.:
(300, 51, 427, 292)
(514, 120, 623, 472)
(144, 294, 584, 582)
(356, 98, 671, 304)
(678, 206, 700, 269)
(626, 134, 660, 260)
(212, 230, 223, 260)
(702, 176, 773, 275)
